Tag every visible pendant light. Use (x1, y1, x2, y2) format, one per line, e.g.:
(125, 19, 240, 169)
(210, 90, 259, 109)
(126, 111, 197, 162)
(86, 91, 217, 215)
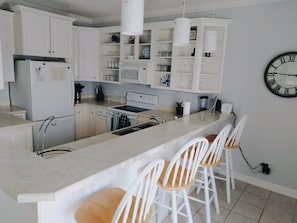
(204, 0, 217, 57)
(121, 0, 144, 36)
(0, 39, 4, 90)
(173, 0, 191, 46)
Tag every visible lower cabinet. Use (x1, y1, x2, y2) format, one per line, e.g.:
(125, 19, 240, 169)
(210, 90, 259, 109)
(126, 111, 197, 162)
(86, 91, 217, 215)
(0, 125, 33, 151)
(75, 104, 107, 140)
(95, 107, 107, 135)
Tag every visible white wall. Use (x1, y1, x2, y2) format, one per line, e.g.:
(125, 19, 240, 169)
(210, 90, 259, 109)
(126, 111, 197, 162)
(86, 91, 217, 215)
(217, 0, 297, 191)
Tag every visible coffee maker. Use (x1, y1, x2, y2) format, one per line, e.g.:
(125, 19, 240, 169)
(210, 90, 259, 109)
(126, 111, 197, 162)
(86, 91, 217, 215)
(74, 83, 84, 103)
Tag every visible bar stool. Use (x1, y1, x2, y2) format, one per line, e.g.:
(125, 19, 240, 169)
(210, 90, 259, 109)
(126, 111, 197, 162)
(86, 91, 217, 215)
(154, 137, 209, 223)
(206, 115, 247, 204)
(188, 124, 232, 223)
(74, 159, 164, 223)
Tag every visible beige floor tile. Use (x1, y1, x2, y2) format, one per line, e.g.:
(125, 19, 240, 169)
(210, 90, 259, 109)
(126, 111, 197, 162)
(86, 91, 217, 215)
(193, 211, 221, 223)
(217, 192, 237, 210)
(217, 181, 244, 200)
(224, 211, 257, 223)
(239, 191, 267, 208)
(232, 200, 263, 221)
(245, 184, 270, 198)
(198, 203, 230, 222)
(259, 209, 293, 223)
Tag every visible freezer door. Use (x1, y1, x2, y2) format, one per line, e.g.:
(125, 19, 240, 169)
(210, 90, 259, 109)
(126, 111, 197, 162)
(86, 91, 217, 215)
(29, 61, 74, 121)
(33, 115, 75, 152)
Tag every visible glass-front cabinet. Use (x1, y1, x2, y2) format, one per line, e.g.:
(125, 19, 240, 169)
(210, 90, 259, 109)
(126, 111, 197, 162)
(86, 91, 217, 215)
(98, 26, 121, 83)
(96, 18, 231, 92)
(150, 18, 231, 93)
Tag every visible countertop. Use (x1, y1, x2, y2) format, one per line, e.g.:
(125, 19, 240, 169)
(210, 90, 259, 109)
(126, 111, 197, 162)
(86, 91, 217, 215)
(0, 106, 32, 129)
(0, 111, 232, 203)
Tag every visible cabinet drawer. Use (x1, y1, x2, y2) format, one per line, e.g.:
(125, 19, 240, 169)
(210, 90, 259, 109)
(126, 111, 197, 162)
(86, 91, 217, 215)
(96, 107, 106, 116)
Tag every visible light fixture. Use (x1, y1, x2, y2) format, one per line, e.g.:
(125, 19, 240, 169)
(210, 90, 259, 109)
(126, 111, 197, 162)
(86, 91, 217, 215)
(121, 0, 144, 36)
(0, 38, 4, 90)
(173, 0, 191, 46)
(204, 0, 217, 57)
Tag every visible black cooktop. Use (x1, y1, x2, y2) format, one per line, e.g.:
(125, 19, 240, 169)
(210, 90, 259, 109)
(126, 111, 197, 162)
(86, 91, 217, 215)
(113, 105, 149, 113)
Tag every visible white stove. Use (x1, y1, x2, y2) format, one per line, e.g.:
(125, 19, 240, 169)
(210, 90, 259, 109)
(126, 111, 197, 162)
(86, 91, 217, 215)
(107, 92, 158, 131)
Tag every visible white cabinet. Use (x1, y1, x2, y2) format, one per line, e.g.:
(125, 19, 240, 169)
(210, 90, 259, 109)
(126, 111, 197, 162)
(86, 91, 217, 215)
(98, 26, 121, 83)
(150, 18, 231, 93)
(0, 10, 15, 82)
(0, 125, 33, 151)
(75, 105, 92, 140)
(95, 107, 107, 135)
(12, 5, 75, 58)
(75, 105, 106, 140)
(73, 26, 99, 81)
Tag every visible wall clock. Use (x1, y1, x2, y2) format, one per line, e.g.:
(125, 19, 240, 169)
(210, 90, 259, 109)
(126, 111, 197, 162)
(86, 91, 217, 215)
(264, 52, 297, 98)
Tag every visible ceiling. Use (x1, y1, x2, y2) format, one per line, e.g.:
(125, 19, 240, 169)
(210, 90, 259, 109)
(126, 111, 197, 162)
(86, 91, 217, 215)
(0, 0, 284, 25)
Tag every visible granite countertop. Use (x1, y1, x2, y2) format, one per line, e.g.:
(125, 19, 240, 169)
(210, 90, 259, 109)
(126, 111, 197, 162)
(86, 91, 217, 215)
(0, 111, 232, 203)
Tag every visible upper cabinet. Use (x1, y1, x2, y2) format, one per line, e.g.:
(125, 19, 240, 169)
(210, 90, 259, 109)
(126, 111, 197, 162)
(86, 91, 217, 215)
(12, 5, 75, 58)
(150, 18, 231, 93)
(73, 26, 99, 81)
(0, 10, 15, 82)
(98, 26, 121, 83)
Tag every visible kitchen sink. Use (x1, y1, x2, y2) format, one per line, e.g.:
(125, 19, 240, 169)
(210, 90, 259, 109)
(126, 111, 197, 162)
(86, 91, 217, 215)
(112, 122, 158, 136)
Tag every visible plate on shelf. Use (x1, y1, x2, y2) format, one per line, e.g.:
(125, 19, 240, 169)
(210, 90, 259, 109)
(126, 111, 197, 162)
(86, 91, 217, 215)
(160, 73, 170, 87)
(142, 47, 150, 59)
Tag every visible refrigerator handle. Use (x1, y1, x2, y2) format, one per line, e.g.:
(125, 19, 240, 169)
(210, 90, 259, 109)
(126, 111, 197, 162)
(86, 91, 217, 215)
(67, 65, 75, 104)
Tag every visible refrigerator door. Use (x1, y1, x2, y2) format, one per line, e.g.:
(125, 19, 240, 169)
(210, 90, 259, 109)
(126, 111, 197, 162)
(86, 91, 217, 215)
(29, 61, 74, 121)
(33, 115, 75, 151)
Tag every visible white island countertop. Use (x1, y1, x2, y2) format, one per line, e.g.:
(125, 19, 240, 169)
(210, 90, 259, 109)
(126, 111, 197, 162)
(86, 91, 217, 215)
(0, 111, 232, 204)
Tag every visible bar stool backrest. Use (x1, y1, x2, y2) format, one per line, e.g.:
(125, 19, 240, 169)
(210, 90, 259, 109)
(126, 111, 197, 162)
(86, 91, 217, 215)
(112, 159, 164, 223)
(202, 124, 232, 166)
(162, 137, 209, 188)
(225, 116, 247, 148)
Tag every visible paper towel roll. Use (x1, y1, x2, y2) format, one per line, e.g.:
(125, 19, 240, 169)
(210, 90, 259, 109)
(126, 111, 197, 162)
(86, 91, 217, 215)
(183, 101, 191, 116)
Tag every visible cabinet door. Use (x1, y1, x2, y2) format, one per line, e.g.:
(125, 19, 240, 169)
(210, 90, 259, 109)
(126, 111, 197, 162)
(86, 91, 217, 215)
(10, 126, 33, 152)
(19, 11, 51, 57)
(75, 28, 99, 81)
(50, 17, 73, 58)
(95, 116, 107, 135)
(88, 107, 96, 136)
(0, 11, 15, 81)
(75, 106, 90, 140)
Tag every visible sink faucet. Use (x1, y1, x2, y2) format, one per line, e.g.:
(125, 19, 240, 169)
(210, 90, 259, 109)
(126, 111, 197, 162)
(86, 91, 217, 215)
(149, 115, 165, 124)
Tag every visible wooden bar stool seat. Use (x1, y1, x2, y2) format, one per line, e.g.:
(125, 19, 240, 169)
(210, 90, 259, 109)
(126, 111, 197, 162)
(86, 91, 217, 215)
(155, 137, 209, 223)
(75, 159, 164, 223)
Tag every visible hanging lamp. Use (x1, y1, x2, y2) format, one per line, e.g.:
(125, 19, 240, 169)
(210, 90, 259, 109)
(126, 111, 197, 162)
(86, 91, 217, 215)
(0, 39, 4, 90)
(173, 0, 191, 46)
(204, 0, 217, 57)
(121, 0, 144, 36)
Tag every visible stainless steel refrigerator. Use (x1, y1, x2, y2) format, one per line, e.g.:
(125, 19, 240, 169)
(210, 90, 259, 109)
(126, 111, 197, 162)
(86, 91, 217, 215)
(10, 60, 75, 151)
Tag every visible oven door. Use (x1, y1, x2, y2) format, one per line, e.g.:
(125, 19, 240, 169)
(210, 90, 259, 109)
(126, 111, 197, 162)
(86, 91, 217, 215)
(106, 109, 138, 131)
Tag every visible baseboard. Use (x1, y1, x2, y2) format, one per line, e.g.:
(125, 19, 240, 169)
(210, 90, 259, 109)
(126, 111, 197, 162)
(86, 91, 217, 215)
(233, 172, 297, 199)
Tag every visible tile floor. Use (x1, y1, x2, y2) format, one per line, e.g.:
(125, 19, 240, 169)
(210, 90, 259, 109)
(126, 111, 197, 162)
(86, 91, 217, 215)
(160, 179, 297, 223)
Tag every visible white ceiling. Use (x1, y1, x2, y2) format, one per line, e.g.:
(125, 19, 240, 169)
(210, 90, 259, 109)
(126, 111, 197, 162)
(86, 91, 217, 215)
(0, 0, 284, 25)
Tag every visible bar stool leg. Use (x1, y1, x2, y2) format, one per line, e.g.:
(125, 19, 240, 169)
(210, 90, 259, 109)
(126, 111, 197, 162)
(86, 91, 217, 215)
(229, 150, 235, 189)
(183, 190, 194, 223)
(225, 149, 231, 204)
(203, 168, 211, 223)
(171, 191, 178, 223)
(209, 167, 220, 214)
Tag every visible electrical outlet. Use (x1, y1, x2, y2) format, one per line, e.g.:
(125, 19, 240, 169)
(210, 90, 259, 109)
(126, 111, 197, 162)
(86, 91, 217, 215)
(261, 163, 270, 174)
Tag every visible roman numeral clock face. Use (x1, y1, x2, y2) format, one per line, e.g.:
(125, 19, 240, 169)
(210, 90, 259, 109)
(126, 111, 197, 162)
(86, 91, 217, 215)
(264, 52, 297, 97)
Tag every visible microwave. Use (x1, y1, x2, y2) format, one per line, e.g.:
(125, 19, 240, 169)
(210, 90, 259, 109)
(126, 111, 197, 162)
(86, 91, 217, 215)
(120, 61, 150, 85)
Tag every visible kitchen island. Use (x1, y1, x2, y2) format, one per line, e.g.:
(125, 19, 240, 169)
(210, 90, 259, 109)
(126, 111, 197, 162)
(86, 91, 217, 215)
(0, 111, 232, 223)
